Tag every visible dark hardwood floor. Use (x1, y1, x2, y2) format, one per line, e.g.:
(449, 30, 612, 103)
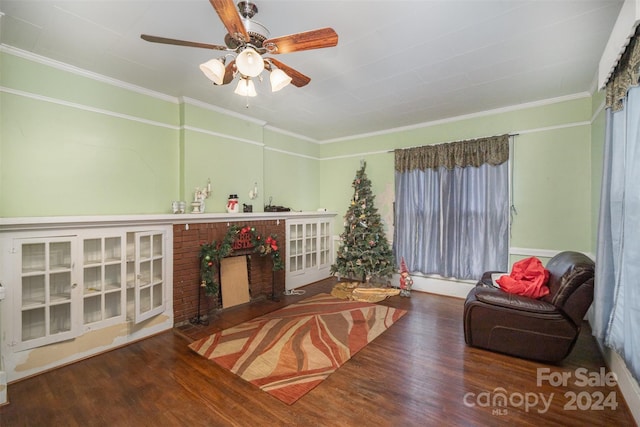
(0, 278, 635, 426)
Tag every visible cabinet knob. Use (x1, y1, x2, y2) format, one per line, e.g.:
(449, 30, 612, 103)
(71, 283, 78, 289)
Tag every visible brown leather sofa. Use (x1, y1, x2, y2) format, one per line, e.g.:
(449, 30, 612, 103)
(463, 251, 595, 363)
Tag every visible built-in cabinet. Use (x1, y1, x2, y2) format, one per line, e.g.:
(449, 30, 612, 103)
(10, 229, 167, 352)
(0, 221, 173, 386)
(286, 217, 333, 290)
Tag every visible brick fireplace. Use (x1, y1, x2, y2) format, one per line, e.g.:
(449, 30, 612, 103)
(172, 219, 286, 325)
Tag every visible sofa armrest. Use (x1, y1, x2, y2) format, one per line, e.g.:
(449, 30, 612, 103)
(477, 271, 506, 288)
(471, 286, 558, 314)
(561, 278, 594, 326)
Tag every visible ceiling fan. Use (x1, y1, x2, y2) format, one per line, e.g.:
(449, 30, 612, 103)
(141, 0, 338, 95)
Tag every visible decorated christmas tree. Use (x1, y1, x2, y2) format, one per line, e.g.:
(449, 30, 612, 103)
(331, 161, 395, 284)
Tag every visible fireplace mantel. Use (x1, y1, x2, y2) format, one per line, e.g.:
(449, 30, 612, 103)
(0, 211, 337, 232)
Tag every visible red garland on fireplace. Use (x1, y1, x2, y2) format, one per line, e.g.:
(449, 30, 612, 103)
(199, 224, 283, 297)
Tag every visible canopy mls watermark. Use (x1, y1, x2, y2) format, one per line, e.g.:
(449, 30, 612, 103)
(463, 367, 619, 416)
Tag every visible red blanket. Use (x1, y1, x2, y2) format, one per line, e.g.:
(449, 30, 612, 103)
(497, 256, 550, 298)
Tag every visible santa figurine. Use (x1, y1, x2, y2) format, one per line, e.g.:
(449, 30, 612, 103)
(399, 257, 413, 297)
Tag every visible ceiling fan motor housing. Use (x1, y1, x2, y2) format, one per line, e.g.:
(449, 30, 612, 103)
(224, 19, 269, 49)
(223, 1, 270, 50)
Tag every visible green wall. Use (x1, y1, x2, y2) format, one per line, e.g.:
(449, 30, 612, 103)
(1, 54, 180, 216)
(1, 50, 603, 258)
(263, 129, 320, 211)
(591, 90, 607, 251)
(0, 51, 317, 217)
(180, 102, 265, 213)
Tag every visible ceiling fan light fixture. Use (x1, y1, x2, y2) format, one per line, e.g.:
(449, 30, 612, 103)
(270, 68, 292, 92)
(199, 58, 226, 85)
(234, 78, 257, 97)
(235, 47, 264, 77)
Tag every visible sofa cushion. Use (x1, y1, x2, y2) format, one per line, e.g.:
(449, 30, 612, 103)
(471, 285, 559, 314)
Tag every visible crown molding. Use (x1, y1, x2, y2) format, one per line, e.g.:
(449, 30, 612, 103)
(264, 146, 318, 160)
(182, 125, 263, 147)
(0, 44, 178, 103)
(263, 125, 318, 143)
(180, 97, 267, 127)
(0, 85, 180, 130)
(598, 0, 640, 89)
(319, 92, 591, 144)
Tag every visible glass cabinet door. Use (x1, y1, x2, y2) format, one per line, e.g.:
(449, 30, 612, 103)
(288, 221, 331, 273)
(17, 237, 79, 350)
(82, 235, 124, 326)
(304, 223, 318, 269)
(131, 231, 165, 323)
(318, 221, 332, 267)
(288, 223, 304, 274)
(285, 218, 334, 291)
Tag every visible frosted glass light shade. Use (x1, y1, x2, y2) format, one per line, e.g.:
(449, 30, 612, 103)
(270, 69, 292, 92)
(234, 78, 257, 97)
(235, 47, 264, 77)
(199, 59, 226, 85)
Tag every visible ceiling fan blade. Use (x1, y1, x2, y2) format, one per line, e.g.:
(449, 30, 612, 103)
(222, 60, 236, 85)
(268, 58, 311, 88)
(263, 28, 338, 54)
(209, 0, 250, 43)
(141, 34, 228, 51)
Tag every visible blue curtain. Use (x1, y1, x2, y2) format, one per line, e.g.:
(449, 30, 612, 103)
(594, 85, 640, 382)
(393, 137, 509, 280)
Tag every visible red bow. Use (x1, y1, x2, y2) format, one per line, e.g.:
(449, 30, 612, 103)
(266, 236, 278, 251)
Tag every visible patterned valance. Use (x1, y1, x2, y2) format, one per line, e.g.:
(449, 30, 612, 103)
(394, 134, 509, 172)
(606, 27, 640, 112)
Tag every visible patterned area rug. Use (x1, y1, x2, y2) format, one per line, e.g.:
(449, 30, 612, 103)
(188, 293, 407, 404)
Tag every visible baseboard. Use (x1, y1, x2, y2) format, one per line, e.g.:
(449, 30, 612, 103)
(391, 273, 474, 299)
(0, 370, 6, 405)
(595, 339, 640, 425)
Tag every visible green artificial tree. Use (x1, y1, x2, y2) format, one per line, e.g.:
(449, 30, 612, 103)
(331, 161, 395, 284)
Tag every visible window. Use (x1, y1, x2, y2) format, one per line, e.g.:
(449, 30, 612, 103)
(393, 135, 510, 279)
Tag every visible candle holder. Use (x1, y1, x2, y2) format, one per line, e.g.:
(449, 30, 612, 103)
(192, 178, 212, 213)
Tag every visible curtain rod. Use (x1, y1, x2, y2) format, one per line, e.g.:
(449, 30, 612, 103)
(387, 133, 519, 153)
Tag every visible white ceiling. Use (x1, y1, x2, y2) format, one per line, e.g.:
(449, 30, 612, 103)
(0, 0, 624, 142)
